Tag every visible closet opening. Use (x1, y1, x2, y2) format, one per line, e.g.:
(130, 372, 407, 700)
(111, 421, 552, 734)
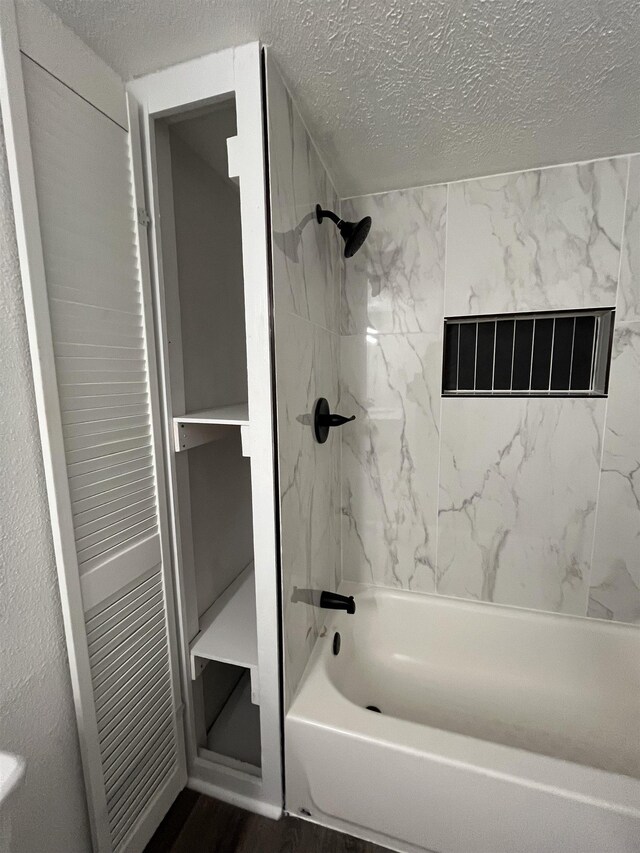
(153, 95, 261, 775)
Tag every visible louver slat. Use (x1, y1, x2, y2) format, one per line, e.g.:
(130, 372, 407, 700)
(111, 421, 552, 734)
(86, 570, 176, 850)
(86, 572, 176, 849)
(65, 415, 150, 439)
(92, 624, 166, 694)
(111, 747, 176, 850)
(97, 651, 169, 729)
(100, 674, 171, 754)
(73, 476, 156, 516)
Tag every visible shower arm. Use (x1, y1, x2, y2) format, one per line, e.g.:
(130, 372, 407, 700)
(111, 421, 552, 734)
(316, 207, 342, 226)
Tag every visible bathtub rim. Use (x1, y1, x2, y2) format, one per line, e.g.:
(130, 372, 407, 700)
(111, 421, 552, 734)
(337, 578, 640, 636)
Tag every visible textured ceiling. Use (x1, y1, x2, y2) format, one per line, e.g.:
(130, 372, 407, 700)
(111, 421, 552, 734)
(35, 0, 640, 196)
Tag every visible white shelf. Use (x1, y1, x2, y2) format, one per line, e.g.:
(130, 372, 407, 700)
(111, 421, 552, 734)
(173, 403, 250, 452)
(204, 673, 261, 772)
(190, 563, 259, 703)
(177, 403, 249, 425)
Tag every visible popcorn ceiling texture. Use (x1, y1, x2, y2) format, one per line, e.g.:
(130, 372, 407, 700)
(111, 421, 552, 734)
(0, 124, 91, 852)
(35, 0, 640, 196)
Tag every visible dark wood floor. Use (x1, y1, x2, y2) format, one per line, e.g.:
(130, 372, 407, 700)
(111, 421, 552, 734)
(144, 789, 388, 853)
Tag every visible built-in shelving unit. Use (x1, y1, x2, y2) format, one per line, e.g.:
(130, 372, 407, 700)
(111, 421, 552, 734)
(173, 403, 250, 452)
(190, 563, 259, 702)
(128, 42, 281, 816)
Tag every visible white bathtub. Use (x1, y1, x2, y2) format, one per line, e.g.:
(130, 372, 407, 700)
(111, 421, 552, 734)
(286, 583, 640, 853)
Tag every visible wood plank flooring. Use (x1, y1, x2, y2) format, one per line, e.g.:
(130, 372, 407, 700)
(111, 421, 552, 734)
(144, 789, 389, 853)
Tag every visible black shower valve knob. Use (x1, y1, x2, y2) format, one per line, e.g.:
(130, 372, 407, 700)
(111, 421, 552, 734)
(313, 397, 356, 444)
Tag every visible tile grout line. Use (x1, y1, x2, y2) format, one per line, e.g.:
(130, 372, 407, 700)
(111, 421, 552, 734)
(584, 155, 632, 615)
(279, 307, 340, 339)
(433, 182, 450, 596)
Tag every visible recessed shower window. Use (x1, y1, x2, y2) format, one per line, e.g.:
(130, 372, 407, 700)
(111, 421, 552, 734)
(442, 309, 614, 397)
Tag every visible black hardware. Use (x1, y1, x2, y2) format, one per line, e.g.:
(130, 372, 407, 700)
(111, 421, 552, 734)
(315, 204, 372, 258)
(332, 632, 341, 655)
(320, 590, 356, 615)
(313, 397, 355, 444)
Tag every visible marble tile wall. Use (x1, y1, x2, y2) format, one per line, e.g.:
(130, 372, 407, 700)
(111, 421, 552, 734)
(341, 155, 640, 625)
(445, 159, 628, 316)
(339, 186, 447, 593)
(266, 57, 342, 708)
(437, 397, 605, 615)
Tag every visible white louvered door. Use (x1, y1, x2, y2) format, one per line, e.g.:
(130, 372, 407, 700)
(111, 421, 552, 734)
(14, 51, 187, 853)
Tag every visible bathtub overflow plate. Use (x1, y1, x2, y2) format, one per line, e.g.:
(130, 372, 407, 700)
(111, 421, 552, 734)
(332, 632, 341, 655)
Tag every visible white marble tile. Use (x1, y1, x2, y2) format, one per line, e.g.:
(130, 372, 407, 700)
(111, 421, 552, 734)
(266, 59, 341, 333)
(275, 311, 340, 708)
(267, 57, 343, 706)
(617, 156, 640, 322)
(589, 322, 640, 624)
(445, 158, 628, 317)
(340, 332, 442, 592)
(437, 397, 605, 615)
(341, 184, 447, 335)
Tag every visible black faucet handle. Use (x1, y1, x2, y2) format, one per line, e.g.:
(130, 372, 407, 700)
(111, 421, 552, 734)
(320, 590, 356, 614)
(325, 413, 356, 427)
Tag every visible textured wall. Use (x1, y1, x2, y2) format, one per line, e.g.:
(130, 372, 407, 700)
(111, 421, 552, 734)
(0, 123, 91, 851)
(266, 58, 342, 708)
(36, 0, 640, 197)
(342, 155, 640, 625)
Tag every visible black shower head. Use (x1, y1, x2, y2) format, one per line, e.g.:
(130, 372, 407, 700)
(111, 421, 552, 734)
(316, 204, 371, 258)
(340, 216, 372, 258)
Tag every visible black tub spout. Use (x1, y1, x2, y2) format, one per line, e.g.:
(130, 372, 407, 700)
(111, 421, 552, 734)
(320, 590, 356, 615)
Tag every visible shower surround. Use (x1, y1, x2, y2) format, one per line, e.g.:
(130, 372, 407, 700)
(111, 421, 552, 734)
(256, 46, 640, 853)
(341, 156, 640, 626)
(268, 67, 640, 710)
